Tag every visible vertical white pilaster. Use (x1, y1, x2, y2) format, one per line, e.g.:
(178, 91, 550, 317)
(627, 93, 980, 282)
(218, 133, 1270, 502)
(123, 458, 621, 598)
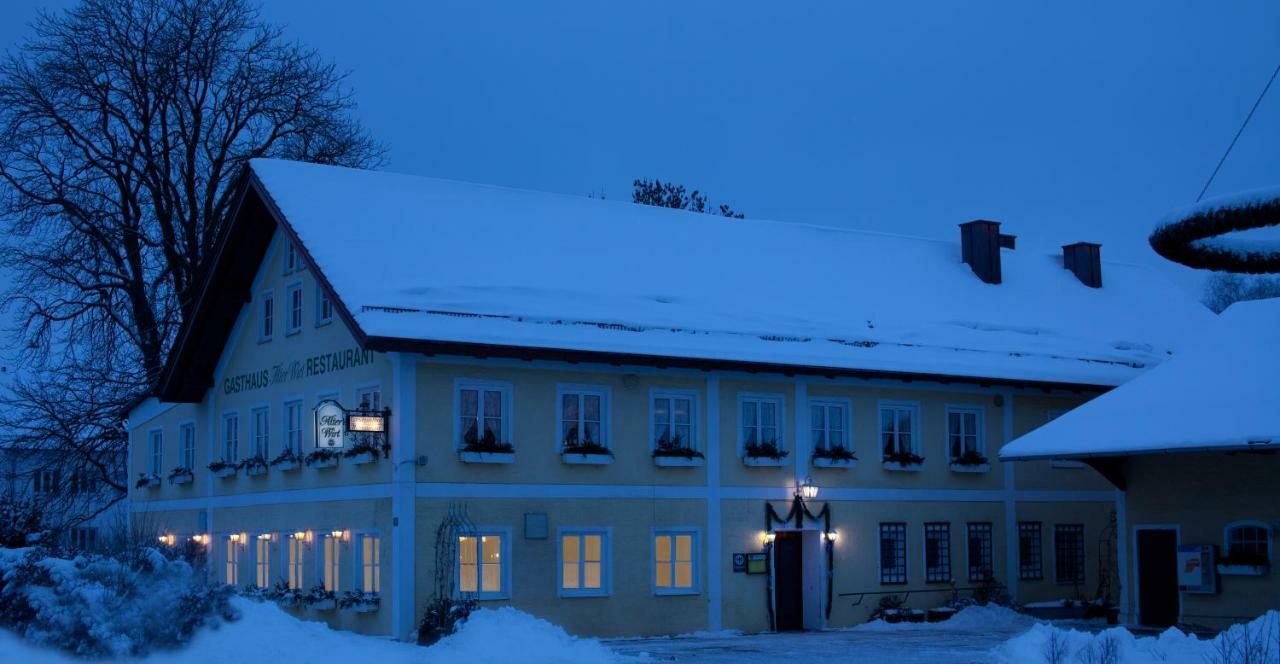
(705, 375, 722, 632)
(1002, 390, 1018, 602)
(794, 381, 809, 487)
(390, 353, 418, 641)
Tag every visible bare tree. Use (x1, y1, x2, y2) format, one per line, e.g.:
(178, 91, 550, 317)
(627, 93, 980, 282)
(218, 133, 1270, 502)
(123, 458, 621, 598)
(0, 0, 383, 522)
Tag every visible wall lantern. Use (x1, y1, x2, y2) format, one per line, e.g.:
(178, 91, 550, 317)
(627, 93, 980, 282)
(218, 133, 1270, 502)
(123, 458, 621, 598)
(330, 529, 348, 540)
(157, 534, 175, 546)
(760, 531, 776, 545)
(292, 531, 308, 541)
(825, 531, 840, 543)
(229, 533, 242, 543)
(190, 534, 209, 545)
(798, 477, 819, 500)
(257, 533, 272, 541)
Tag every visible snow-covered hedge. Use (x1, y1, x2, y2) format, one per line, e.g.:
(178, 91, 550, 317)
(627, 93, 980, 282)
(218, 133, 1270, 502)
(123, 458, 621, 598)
(0, 546, 237, 657)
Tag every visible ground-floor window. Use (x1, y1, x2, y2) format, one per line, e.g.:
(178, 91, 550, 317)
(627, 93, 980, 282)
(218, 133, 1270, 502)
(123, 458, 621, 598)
(224, 536, 240, 586)
(254, 534, 271, 588)
(924, 523, 951, 583)
(1054, 524, 1086, 585)
(654, 530, 698, 594)
(1018, 522, 1043, 580)
(879, 523, 907, 584)
(288, 536, 305, 589)
(358, 533, 381, 593)
(560, 530, 608, 596)
(1224, 521, 1272, 565)
(966, 522, 993, 582)
(69, 527, 97, 552)
(459, 532, 506, 599)
(321, 533, 342, 592)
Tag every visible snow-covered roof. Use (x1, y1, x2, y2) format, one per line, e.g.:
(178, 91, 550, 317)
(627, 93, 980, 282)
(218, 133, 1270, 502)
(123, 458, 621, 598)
(1001, 297, 1280, 459)
(248, 159, 1212, 387)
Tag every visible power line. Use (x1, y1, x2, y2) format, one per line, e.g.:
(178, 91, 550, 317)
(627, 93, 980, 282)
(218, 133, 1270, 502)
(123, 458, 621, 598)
(1196, 62, 1280, 202)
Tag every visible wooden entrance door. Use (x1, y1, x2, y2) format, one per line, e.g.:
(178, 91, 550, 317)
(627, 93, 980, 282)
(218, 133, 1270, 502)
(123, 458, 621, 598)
(774, 531, 804, 631)
(1137, 529, 1179, 627)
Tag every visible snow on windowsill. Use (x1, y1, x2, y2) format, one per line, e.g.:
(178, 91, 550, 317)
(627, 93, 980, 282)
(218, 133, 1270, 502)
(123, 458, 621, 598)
(949, 463, 990, 473)
(561, 452, 614, 465)
(459, 451, 516, 464)
(812, 457, 857, 468)
(742, 456, 788, 467)
(882, 461, 923, 472)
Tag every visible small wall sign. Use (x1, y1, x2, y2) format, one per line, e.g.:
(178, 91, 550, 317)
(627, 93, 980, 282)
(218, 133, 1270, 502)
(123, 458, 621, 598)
(1177, 544, 1216, 594)
(746, 553, 768, 575)
(733, 553, 747, 573)
(315, 400, 346, 449)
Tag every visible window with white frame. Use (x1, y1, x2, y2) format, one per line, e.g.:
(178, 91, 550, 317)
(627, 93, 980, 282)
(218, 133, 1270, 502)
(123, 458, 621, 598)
(255, 535, 272, 588)
(947, 407, 984, 461)
(260, 290, 274, 341)
(1224, 521, 1272, 565)
(924, 523, 951, 583)
(284, 400, 303, 455)
(287, 536, 305, 589)
(740, 394, 784, 454)
(560, 530, 608, 596)
(456, 382, 510, 449)
(284, 241, 301, 273)
(558, 387, 608, 450)
(966, 522, 994, 582)
(179, 423, 196, 470)
(31, 469, 58, 494)
(69, 527, 97, 552)
(654, 530, 698, 594)
(286, 283, 303, 335)
(320, 533, 342, 592)
(148, 429, 163, 475)
(1054, 524, 1086, 585)
(879, 403, 920, 461)
(251, 407, 269, 459)
(316, 288, 333, 326)
(652, 392, 696, 452)
(358, 533, 381, 593)
(1046, 410, 1085, 468)
(356, 386, 382, 411)
(810, 399, 850, 452)
(222, 412, 239, 462)
(879, 522, 907, 584)
(224, 536, 240, 586)
(458, 531, 507, 599)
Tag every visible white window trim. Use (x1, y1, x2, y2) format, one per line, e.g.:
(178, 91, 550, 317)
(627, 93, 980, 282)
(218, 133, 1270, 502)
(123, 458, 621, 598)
(285, 281, 304, 336)
(808, 397, 853, 452)
(354, 382, 384, 411)
(178, 420, 197, 470)
(252, 532, 274, 588)
(555, 384, 612, 451)
(352, 529, 383, 594)
(315, 287, 334, 327)
(258, 289, 275, 342)
(651, 526, 701, 596)
(737, 392, 787, 456)
(224, 534, 242, 586)
(284, 240, 301, 275)
(147, 427, 164, 476)
(221, 411, 240, 462)
(648, 388, 701, 453)
(452, 379, 514, 449)
(250, 404, 271, 459)
(877, 400, 921, 456)
(283, 533, 308, 590)
(1223, 520, 1273, 561)
(556, 527, 612, 597)
(945, 405, 986, 459)
(317, 531, 346, 593)
(282, 397, 304, 456)
(456, 526, 512, 601)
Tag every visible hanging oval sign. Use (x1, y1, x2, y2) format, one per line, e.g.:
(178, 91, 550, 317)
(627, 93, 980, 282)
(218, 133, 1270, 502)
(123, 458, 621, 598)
(315, 400, 347, 449)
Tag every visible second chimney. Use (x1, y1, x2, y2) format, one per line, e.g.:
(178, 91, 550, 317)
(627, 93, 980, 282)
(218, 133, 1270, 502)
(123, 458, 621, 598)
(959, 220, 1006, 284)
(1063, 242, 1102, 288)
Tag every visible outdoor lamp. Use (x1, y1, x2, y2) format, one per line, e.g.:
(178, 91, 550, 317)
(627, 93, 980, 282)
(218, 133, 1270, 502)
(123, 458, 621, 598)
(798, 477, 819, 500)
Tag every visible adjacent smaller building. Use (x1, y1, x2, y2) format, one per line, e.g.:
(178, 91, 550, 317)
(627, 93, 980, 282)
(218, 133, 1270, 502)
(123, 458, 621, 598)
(1001, 298, 1280, 630)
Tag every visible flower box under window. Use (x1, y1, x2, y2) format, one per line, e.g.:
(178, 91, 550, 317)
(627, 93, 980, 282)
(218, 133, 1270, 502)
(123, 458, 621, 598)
(949, 450, 989, 473)
(339, 590, 381, 613)
(459, 450, 515, 464)
(270, 449, 302, 472)
(167, 467, 194, 485)
(561, 439, 613, 465)
(242, 456, 269, 477)
(742, 441, 788, 467)
(344, 439, 386, 466)
(459, 428, 514, 463)
(208, 461, 237, 479)
(304, 586, 336, 611)
(135, 474, 160, 489)
(268, 582, 304, 607)
(653, 434, 701, 467)
(653, 455, 704, 467)
(1217, 551, 1270, 576)
(305, 449, 341, 469)
(812, 445, 857, 469)
(883, 450, 924, 471)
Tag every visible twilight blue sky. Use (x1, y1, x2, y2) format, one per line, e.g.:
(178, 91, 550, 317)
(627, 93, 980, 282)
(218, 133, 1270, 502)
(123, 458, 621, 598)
(2, 1, 1279, 289)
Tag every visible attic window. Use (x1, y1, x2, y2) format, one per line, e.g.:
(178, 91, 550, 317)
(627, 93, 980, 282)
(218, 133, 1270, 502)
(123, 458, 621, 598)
(259, 291, 274, 341)
(284, 241, 301, 274)
(316, 289, 333, 326)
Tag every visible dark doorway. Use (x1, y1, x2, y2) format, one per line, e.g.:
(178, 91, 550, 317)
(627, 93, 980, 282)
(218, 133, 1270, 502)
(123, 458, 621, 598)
(1137, 529, 1179, 627)
(774, 531, 804, 631)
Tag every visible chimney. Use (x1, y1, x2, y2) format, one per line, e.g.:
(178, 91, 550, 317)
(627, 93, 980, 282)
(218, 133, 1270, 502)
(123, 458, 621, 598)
(959, 220, 1008, 284)
(1062, 242, 1102, 288)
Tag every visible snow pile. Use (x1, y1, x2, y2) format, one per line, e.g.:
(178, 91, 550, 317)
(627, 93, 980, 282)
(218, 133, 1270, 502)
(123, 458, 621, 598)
(854, 604, 1035, 632)
(995, 611, 1280, 664)
(0, 546, 235, 657)
(1, 597, 620, 663)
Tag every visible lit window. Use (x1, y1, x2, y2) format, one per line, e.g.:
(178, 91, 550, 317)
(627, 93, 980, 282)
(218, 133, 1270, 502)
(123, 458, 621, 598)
(1225, 522, 1272, 565)
(287, 536, 305, 590)
(559, 388, 607, 450)
(652, 392, 696, 452)
(810, 400, 849, 452)
(359, 534, 381, 593)
(947, 407, 984, 460)
(1054, 524, 1086, 585)
(251, 407, 269, 459)
(879, 403, 920, 461)
(180, 423, 196, 470)
(148, 430, 163, 475)
(654, 530, 698, 594)
(966, 522, 994, 582)
(286, 283, 303, 334)
(222, 413, 239, 462)
(740, 395, 784, 454)
(260, 291, 274, 341)
(1019, 522, 1044, 580)
(225, 536, 240, 586)
(255, 535, 271, 588)
(357, 387, 382, 412)
(284, 401, 303, 455)
(879, 523, 907, 584)
(458, 532, 506, 599)
(560, 531, 608, 596)
(321, 533, 342, 592)
(456, 382, 510, 449)
(316, 289, 333, 326)
(924, 523, 951, 583)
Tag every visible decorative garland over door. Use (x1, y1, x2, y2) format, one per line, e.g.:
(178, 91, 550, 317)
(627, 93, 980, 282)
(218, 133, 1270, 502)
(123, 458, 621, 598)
(763, 495, 834, 631)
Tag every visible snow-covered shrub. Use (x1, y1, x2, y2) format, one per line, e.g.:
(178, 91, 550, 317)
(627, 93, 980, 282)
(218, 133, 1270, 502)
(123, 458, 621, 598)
(0, 545, 236, 657)
(417, 596, 478, 645)
(0, 498, 45, 548)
